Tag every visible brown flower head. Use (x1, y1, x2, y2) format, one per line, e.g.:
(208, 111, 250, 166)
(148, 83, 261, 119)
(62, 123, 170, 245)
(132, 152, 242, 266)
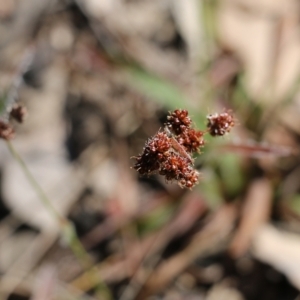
(10, 103, 27, 123)
(180, 168, 199, 189)
(133, 131, 171, 175)
(166, 109, 191, 135)
(132, 108, 235, 189)
(206, 111, 235, 136)
(159, 152, 199, 188)
(177, 128, 205, 153)
(0, 121, 15, 140)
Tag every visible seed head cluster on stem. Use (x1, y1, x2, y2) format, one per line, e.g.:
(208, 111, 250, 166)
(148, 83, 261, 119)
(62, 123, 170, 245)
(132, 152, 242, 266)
(132, 109, 235, 189)
(0, 103, 27, 140)
(206, 111, 235, 136)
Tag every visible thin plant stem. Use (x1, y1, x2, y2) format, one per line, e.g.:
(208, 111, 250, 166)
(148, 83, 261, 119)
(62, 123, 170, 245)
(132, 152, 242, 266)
(6, 140, 63, 222)
(6, 140, 112, 300)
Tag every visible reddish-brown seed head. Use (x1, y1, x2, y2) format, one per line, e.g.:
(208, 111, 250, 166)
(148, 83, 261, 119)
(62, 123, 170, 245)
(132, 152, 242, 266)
(132, 108, 235, 189)
(165, 109, 192, 135)
(177, 128, 205, 153)
(0, 121, 15, 140)
(10, 104, 27, 123)
(206, 111, 235, 136)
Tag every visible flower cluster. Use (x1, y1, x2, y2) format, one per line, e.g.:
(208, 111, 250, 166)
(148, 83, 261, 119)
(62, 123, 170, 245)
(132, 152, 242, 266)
(10, 103, 27, 123)
(206, 111, 235, 136)
(0, 103, 27, 140)
(165, 109, 191, 135)
(133, 109, 235, 189)
(0, 121, 15, 140)
(133, 131, 171, 175)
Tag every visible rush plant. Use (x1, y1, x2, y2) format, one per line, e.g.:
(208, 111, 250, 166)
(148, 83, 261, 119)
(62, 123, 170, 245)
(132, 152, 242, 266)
(132, 109, 235, 188)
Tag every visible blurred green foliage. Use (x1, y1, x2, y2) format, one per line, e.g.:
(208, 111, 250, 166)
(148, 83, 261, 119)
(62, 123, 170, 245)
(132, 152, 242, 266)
(287, 194, 300, 216)
(138, 202, 175, 235)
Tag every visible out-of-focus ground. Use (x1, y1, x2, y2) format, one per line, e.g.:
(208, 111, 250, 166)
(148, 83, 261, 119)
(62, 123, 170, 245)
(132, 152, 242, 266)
(0, 0, 300, 299)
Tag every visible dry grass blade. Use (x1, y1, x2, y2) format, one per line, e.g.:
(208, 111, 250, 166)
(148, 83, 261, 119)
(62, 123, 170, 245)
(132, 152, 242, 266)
(31, 265, 57, 300)
(0, 232, 57, 299)
(118, 192, 208, 300)
(71, 192, 207, 292)
(81, 193, 171, 250)
(229, 178, 273, 257)
(135, 204, 238, 299)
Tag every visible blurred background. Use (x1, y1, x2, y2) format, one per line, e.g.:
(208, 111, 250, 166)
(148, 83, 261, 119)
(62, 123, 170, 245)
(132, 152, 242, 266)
(0, 0, 300, 299)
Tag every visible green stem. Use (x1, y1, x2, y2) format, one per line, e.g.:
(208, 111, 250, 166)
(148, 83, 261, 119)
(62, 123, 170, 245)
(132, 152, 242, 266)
(6, 140, 63, 222)
(6, 140, 112, 300)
